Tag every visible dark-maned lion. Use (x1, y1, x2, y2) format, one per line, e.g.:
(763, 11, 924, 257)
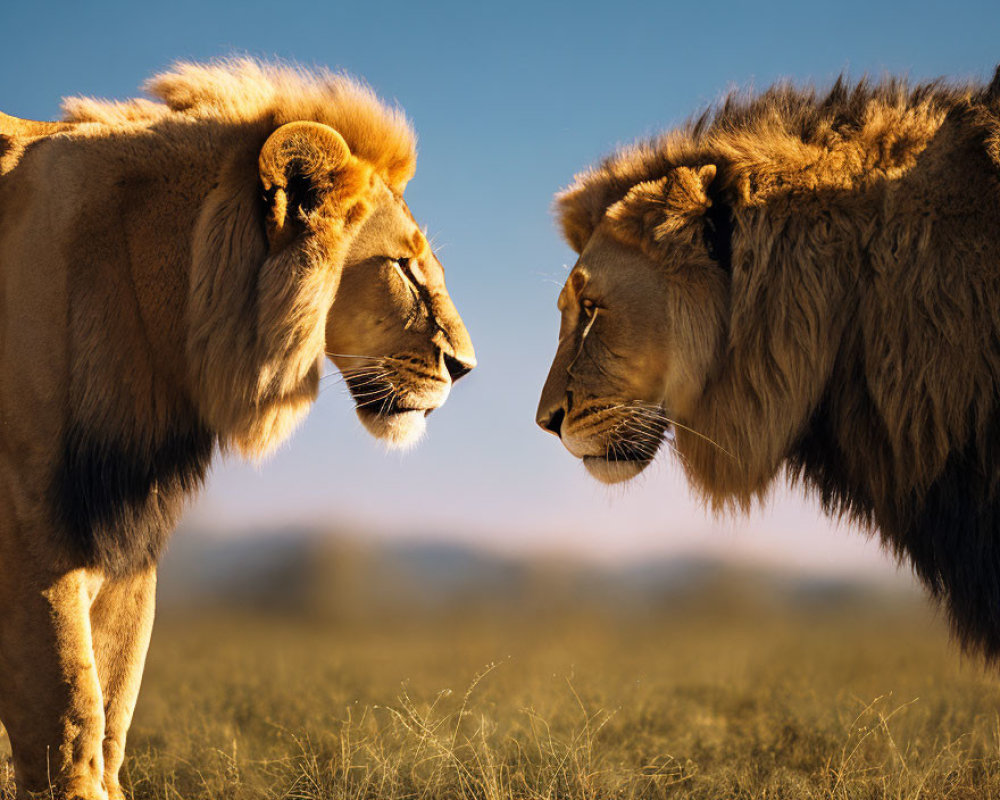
(0, 59, 474, 800)
(538, 69, 1000, 658)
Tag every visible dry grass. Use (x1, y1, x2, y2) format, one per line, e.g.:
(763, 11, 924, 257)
(4, 573, 1000, 799)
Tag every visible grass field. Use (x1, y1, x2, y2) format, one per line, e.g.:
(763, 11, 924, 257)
(3, 559, 1000, 799)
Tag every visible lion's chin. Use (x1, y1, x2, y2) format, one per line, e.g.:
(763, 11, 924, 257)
(582, 456, 650, 484)
(356, 408, 427, 450)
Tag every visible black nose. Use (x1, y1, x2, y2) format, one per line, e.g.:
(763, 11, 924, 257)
(444, 352, 474, 382)
(539, 407, 565, 437)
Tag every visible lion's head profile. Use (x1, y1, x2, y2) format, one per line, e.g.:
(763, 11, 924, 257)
(59, 59, 477, 460)
(537, 163, 729, 485)
(537, 72, 1000, 656)
(184, 113, 476, 456)
(325, 189, 475, 448)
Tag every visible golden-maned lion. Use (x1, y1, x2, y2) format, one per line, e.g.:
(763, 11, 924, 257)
(0, 59, 474, 800)
(538, 70, 1000, 658)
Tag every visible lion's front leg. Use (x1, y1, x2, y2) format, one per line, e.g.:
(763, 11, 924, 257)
(0, 558, 108, 800)
(90, 567, 157, 800)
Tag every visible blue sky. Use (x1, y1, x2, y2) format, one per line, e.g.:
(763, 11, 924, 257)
(5, 0, 999, 573)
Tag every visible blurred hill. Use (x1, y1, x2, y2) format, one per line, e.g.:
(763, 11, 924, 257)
(157, 526, 924, 622)
(130, 528, 969, 800)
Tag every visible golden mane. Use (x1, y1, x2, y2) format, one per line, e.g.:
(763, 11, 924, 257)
(62, 58, 417, 192)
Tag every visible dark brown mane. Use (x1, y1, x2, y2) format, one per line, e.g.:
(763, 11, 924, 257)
(550, 66, 1000, 660)
(699, 76, 966, 140)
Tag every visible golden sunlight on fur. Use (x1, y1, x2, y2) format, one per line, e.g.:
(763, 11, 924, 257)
(0, 58, 473, 800)
(537, 69, 1000, 660)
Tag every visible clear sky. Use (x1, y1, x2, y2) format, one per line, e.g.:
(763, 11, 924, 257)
(4, 0, 999, 576)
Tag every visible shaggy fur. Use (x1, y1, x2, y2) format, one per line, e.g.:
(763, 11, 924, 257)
(0, 59, 474, 800)
(542, 68, 1000, 658)
(63, 58, 416, 189)
(2, 59, 418, 578)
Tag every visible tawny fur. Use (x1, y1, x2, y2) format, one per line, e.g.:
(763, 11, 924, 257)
(0, 59, 475, 800)
(63, 58, 416, 190)
(547, 69, 1000, 658)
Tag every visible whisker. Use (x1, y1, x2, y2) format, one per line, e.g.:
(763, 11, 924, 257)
(614, 425, 663, 453)
(328, 352, 409, 365)
(321, 368, 389, 384)
(340, 364, 389, 373)
(377, 390, 395, 416)
(615, 400, 737, 462)
(326, 352, 383, 360)
(576, 397, 734, 470)
(350, 385, 394, 399)
(347, 384, 393, 398)
(663, 418, 737, 461)
(663, 441, 692, 470)
(340, 365, 392, 377)
(341, 374, 393, 390)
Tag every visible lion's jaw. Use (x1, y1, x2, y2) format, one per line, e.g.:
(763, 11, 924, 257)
(348, 363, 454, 450)
(327, 188, 476, 450)
(357, 409, 427, 449)
(556, 398, 670, 484)
(583, 457, 650, 484)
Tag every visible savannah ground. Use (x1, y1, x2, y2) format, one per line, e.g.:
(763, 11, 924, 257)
(2, 547, 1000, 800)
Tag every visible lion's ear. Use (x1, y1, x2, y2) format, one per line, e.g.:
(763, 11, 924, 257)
(258, 121, 352, 249)
(608, 165, 718, 233)
(606, 164, 732, 269)
(605, 176, 672, 243)
(688, 165, 733, 273)
(668, 164, 716, 208)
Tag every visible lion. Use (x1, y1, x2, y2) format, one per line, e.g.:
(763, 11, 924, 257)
(0, 59, 474, 800)
(537, 69, 1000, 659)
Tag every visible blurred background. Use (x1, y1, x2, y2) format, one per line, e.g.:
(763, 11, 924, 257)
(8, 0, 997, 591)
(7, 3, 1000, 797)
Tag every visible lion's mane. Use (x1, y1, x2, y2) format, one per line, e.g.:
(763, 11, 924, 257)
(557, 69, 1000, 656)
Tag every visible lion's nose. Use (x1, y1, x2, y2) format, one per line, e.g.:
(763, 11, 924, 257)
(536, 405, 565, 437)
(444, 352, 475, 383)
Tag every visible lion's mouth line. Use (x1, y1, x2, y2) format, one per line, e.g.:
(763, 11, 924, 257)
(583, 446, 655, 466)
(344, 373, 444, 418)
(580, 441, 661, 486)
(355, 395, 436, 418)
